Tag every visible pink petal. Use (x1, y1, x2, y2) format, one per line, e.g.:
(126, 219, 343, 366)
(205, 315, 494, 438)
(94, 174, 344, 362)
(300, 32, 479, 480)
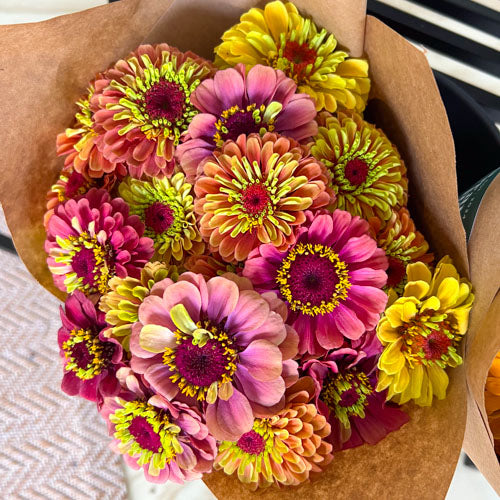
(138, 294, 175, 330)
(234, 310, 286, 347)
(239, 339, 283, 381)
(315, 314, 344, 350)
(246, 65, 277, 105)
(144, 364, 179, 400)
(225, 290, 269, 333)
(206, 276, 239, 324)
(213, 68, 245, 110)
(235, 364, 285, 407)
(339, 235, 377, 263)
(162, 280, 202, 323)
(332, 303, 366, 339)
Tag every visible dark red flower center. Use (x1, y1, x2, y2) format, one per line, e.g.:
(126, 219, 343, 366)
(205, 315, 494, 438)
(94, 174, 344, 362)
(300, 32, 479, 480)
(65, 172, 89, 198)
(338, 387, 360, 407)
(416, 331, 452, 360)
(223, 110, 261, 143)
(128, 416, 162, 453)
(175, 338, 228, 387)
(283, 41, 317, 79)
(287, 253, 340, 306)
(145, 81, 186, 122)
(72, 247, 97, 285)
(344, 158, 369, 186)
(386, 257, 407, 288)
(72, 341, 93, 369)
(237, 430, 266, 455)
(144, 202, 175, 234)
(241, 183, 270, 215)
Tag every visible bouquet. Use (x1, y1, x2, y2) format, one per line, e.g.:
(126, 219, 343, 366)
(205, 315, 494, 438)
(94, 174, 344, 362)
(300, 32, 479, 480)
(0, 0, 495, 497)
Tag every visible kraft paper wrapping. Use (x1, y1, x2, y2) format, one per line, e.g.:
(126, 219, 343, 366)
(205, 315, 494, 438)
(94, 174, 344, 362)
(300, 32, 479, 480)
(463, 174, 500, 494)
(0, 0, 489, 498)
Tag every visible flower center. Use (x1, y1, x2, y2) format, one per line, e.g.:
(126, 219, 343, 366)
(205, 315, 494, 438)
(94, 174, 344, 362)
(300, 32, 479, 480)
(110, 400, 182, 467)
(320, 371, 372, 427)
(144, 202, 175, 234)
(163, 320, 238, 401)
(65, 234, 112, 295)
(274, 40, 317, 83)
(145, 80, 186, 122)
(276, 243, 351, 316)
(65, 171, 90, 199)
(241, 183, 271, 215)
(400, 312, 461, 367)
(236, 430, 266, 455)
(386, 257, 407, 289)
(283, 40, 317, 66)
(128, 415, 163, 453)
(62, 328, 116, 380)
(344, 158, 369, 186)
(214, 104, 273, 147)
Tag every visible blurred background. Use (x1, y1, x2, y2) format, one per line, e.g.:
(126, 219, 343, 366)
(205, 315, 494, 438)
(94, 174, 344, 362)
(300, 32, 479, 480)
(0, 0, 498, 498)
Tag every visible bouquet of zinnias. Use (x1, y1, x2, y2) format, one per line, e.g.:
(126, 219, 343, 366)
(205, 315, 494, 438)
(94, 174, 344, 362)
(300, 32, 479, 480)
(0, 0, 491, 497)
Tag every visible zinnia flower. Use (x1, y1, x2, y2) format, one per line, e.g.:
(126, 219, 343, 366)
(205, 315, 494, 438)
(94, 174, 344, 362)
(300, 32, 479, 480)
(243, 210, 388, 355)
(184, 251, 243, 280)
(377, 257, 474, 406)
(369, 208, 434, 295)
(92, 44, 214, 178)
(45, 188, 154, 295)
(302, 331, 409, 451)
(101, 368, 217, 483)
(485, 352, 500, 455)
(214, 1, 370, 112)
(311, 112, 408, 221)
(176, 64, 317, 181)
(215, 377, 333, 489)
(130, 272, 299, 441)
(59, 291, 124, 404)
(44, 166, 123, 228)
(194, 133, 331, 263)
(118, 173, 204, 262)
(99, 262, 177, 351)
(56, 81, 126, 178)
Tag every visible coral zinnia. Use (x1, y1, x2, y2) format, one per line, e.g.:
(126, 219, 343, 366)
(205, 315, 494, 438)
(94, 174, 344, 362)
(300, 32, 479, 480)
(130, 272, 299, 441)
(57, 81, 126, 178)
(176, 64, 317, 181)
(244, 210, 388, 355)
(377, 257, 474, 406)
(59, 291, 124, 404)
(119, 173, 204, 263)
(101, 368, 217, 483)
(214, 1, 370, 113)
(311, 112, 408, 221)
(215, 377, 333, 489)
(44, 166, 123, 228)
(45, 188, 154, 295)
(99, 262, 176, 351)
(369, 208, 434, 295)
(485, 352, 500, 455)
(92, 44, 214, 178)
(303, 331, 409, 451)
(194, 133, 331, 263)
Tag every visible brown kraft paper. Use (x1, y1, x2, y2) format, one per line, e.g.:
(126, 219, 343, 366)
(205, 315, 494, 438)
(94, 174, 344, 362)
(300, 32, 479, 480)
(0, 0, 491, 498)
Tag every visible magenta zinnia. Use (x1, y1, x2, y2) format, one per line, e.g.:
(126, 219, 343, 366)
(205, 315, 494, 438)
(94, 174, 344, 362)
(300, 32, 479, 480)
(303, 331, 409, 451)
(101, 368, 217, 483)
(194, 133, 331, 263)
(130, 272, 299, 441)
(177, 64, 317, 181)
(58, 291, 124, 404)
(243, 210, 388, 355)
(92, 44, 214, 178)
(45, 188, 154, 295)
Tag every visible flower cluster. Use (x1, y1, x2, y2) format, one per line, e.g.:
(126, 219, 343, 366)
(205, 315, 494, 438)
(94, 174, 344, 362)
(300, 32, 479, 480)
(44, 0, 474, 491)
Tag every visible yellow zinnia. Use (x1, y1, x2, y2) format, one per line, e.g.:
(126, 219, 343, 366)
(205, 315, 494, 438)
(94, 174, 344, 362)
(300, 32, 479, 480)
(214, 1, 370, 112)
(376, 257, 474, 406)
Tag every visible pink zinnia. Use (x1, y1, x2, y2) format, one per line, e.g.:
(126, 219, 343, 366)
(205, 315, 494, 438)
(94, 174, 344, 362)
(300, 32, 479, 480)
(302, 331, 409, 451)
(243, 210, 388, 355)
(45, 188, 154, 295)
(100, 368, 217, 483)
(130, 272, 299, 441)
(92, 44, 214, 179)
(177, 64, 318, 181)
(58, 291, 124, 404)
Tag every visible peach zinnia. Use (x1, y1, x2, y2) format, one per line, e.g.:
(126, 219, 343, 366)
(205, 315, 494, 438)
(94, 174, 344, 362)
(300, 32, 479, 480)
(194, 133, 331, 262)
